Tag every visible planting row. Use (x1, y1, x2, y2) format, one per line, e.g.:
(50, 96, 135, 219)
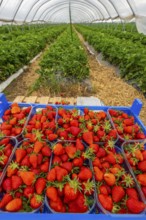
(83, 25, 146, 46)
(38, 28, 89, 82)
(0, 138, 146, 214)
(76, 25, 146, 95)
(0, 25, 66, 83)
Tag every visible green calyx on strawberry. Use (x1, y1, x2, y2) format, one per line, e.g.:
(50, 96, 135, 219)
(121, 173, 135, 188)
(82, 148, 95, 160)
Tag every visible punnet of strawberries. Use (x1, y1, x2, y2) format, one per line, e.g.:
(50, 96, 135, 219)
(24, 105, 57, 142)
(0, 139, 52, 212)
(0, 138, 16, 178)
(0, 103, 32, 137)
(88, 142, 145, 214)
(122, 142, 146, 200)
(45, 140, 96, 213)
(57, 108, 117, 144)
(108, 109, 146, 141)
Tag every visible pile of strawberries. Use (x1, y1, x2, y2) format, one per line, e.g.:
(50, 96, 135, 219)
(0, 138, 16, 178)
(0, 103, 32, 137)
(24, 105, 57, 142)
(0, 104, 146, 214)
(0, 139, 51, 212)
(57, 108, 117, 144)
(90, 143, 145, 214)
(108, 109, 145, 141)
(46, 140, 95, 213)
(123, 142, 146, 200)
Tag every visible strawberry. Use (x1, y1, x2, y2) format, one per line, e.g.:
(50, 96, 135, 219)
(138, 161, 146, 172)
(2, 178, 12, 192)
(99, 185, 108, 195)
(104, 173, 116, 186)
(69, 126, 81, 136)
(35, 177, 46, 195)
(19, 171, 35, 186)
(137, 174, 146, 186)
(93, 158, 102, 168)
(60, 162, 73, 172)
(41, 145, 51, 157)
(123, 119, 134, 126)
(7, 162, 18, 177)
(47, 168, 56, 181)
(0, 193, 13, 209)
(9, 117, 17, 125)
(98, 194, 113, 211)
(61, 154, 69, 162)
(46, 186, 58, 202)
(5, 198, 22, 212)
(21, 155, 31, 167)
(24, 186, 34, 198)
(64, 179, 80, 202)
(33, 141, 44, 153)
(30, 194, 43, 209)
(53, 143, 64, 155)
(15, 148, 27, 163)
(78, 167, 92, 180)
(40, 161, 49, 172)
(112, 186, 125, 202)
(29, 153, 38, 168)
(65, 145, 77, 159)
(53, 156, 61, 165)
(55, 166, 68, 181)
(96, 148, 106, 158)
(11, 176, 22, 190)
(76, 139, 84, 151)
(126, 198, 145, 214)
(48, 134, 58, 141)
(49, 197, 65, 212)
(82, 131, 93, 144)
(126, 188, 139, 200)
(89, 144, 99, 154)
(70, 119, 79, 127)
(68, 193, 88, 213)
(73, 157, 83, 167)
(105, 152, 116, 165)
(136, 133, 145, 139)
(142, 186, 146, 197)
(94, 166, 104, 181)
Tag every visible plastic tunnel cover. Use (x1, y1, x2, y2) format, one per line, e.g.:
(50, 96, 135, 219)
(0, 0, 145, 30)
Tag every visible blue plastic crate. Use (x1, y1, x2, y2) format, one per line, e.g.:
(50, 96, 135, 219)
(0, 93, 146, 219)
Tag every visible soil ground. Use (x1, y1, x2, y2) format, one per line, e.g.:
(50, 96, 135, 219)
(3, 32, 146, 125)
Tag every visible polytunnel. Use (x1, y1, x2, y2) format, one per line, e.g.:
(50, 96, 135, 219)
(0, 0, 146, 217)
(0, 0, 145, 33)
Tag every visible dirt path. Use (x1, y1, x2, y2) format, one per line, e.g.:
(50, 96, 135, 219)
(4, 54, 42, 100)
(77, 32, 146, 125)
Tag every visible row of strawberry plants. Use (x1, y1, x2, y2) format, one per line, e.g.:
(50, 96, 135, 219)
(0, 25, 66, 83)
(76, 25, 146, 95)
(82, 25, 146, 46)
(38, 28, 89, 81)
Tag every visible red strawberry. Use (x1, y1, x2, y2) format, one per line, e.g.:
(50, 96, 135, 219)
(99, 185, 108, 195)
(104, 173, 116, 186)
(78, 167, 92, 180)
(30, 194, 43, 209)
(21, 155, 31, 167)
(0, 193, 13, 209)
(55, 166, 68, 181)
(19, 171, 35, 186)
(15, 148, 27, 163)
(98, 194, 113, 211)
(35, 177, 46, 195)
(60, 162, 73, 172)
(126, 188, 139, 200)
(76, 139, 84, 151)
(49, 197, 65, 212)
(112, 186, 125, 202)
(46, 186, 58, 202)
(126, 198, 145, 214)
(64, 180, 80, 202)
(11, 176, 22, 190)
(2, 178, 12, 192)
(47, 168, 56, 181)
(24, 186, 34, 198)
(53, 143, 64, 155)
(65, 145, 77, 159)
(69, 126, 81, 136)
(48, 134, 58, 141)
(73, 157, 83, 167)
(40, 161, 49, 172)
(5, 198, 22, 212)
(83, 132, 93, 144)
(33, 141, 44, 153)
(89, 144, 99, 154)
(41, 145, 51, 157)
(138, 161, 146, 172)
(96, 148, 106, 158)
(29, 153, 38, 168)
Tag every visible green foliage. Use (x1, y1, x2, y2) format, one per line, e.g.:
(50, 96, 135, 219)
(0, 25, 65, 83)
(39, 28, 89, 81)
(76, 25, 146, 94)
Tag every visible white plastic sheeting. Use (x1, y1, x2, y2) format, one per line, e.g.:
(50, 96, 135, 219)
(0, 0, 146, 33)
